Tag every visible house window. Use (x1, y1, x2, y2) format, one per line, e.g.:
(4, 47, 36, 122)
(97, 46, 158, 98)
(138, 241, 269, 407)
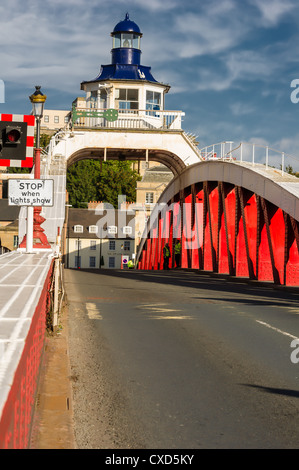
(109, 240, 116, 251)
(122, 226, 132, 235)
(145, 192, 154, 204)
(89, 256, 96, 268)
(108, 226, 117, 235)
(75, 256, 81, 268)
(124, 240, 130, 251)
(109, 257, 115, 268)
(74, 225, 83, 233)
(64, 115, 69, 123)
(115, 88, 139, 111)
(44, 115, 49, 123)
(89, 225, 98, 234)
(146, 91, 161, 113)
(54, 116, 59, 123)
(90, 240, 96, 250)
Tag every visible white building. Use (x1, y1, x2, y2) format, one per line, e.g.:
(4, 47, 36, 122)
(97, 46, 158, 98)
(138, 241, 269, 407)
(66, 205, 135, 269)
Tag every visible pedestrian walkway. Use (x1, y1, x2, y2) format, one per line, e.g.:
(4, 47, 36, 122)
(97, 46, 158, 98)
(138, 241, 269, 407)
(30, 306, 76, 449)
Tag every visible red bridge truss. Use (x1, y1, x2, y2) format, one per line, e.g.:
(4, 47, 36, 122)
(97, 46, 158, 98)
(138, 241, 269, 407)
(136, 161, 299, 287)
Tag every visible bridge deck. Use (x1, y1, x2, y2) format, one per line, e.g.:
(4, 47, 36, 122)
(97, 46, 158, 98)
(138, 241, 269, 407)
(0, 251, 53, 416)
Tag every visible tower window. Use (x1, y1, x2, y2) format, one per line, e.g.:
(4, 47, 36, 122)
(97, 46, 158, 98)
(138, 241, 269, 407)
(146, 91, 161, 112)
(113, 33, 140, 49)
(115, 88, 139, 111)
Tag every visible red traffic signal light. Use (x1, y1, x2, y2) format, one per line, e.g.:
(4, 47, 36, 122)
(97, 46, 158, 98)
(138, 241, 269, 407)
(0, 121, 27, 160)
(5, 126, 22, 144)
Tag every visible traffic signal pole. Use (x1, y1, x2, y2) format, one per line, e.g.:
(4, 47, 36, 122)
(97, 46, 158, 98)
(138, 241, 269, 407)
(25, 146, 41, 253)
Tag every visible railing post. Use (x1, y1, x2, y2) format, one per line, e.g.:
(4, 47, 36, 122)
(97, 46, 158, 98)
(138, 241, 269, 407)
(26, 206, 34, 253)
(282, 152, 285, 175)
(252, 144, 255, 166)
(240, 143, 243, 162)
(266, 146, 269, 170)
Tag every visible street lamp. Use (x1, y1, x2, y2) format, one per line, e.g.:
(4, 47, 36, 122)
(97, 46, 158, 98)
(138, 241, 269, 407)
(19, 86, 51, 251)
(29, 85, 47, 177)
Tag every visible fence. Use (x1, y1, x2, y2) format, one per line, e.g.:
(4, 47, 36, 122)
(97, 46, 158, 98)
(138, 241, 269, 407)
(71, 106, 185, 131)
(199, 141, 299, 174)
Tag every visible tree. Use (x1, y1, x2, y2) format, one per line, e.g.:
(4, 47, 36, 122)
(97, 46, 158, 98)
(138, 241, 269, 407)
(66, 159, 141, 208)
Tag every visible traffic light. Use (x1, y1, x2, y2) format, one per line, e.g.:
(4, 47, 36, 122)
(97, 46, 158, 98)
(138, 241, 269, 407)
(0, 121, 28, 160)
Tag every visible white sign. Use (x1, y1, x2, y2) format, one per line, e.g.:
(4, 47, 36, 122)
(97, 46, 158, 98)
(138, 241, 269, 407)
(121, 255, 129, 269)
(8, 179, 54, 206)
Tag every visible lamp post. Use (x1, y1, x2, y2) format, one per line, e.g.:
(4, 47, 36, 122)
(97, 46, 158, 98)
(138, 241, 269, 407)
(19, 86, 51, 251)
(30, 86, 46, 177)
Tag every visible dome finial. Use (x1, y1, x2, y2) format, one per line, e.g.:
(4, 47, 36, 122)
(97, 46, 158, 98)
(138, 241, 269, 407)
(125, 12, 129, 20)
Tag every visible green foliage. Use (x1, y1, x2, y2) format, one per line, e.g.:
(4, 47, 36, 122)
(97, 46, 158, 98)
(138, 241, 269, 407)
(285, 164, 299, 178)
(40, 134, 52, 148)
(66, 159, 141, 208)
(7, 166, 30, 174)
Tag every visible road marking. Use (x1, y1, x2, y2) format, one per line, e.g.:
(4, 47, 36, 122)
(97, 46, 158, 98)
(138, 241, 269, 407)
(86, 302, 102, 320)
(148, 315, 193, 320)
(138, 304, 182, 314)
(256, 320, 299, 340)
(137, 303, 192, 320)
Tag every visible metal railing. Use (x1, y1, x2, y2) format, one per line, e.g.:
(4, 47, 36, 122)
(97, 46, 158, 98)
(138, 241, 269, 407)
(199, 141, 299, 175)
(71, 106, 185, 131)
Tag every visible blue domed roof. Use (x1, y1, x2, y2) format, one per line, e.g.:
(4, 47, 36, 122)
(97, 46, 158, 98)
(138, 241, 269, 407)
(112, 13, 142, 35)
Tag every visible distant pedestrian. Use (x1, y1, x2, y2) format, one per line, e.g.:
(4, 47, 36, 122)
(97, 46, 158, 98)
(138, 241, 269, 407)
(174, 239, 181, 268)
(163, 242, 170, 270)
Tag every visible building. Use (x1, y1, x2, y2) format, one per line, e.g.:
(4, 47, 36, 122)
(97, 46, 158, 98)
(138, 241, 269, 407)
(79, 13, 173, 130)
(66, 204, 135, 269)
(40, 109, 71, 135)
(0, 199, 20, 252)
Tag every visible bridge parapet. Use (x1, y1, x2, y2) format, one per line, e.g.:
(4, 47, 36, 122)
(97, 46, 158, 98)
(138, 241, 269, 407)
(136, 160, 299, 286)
(0, 251, 54, 449)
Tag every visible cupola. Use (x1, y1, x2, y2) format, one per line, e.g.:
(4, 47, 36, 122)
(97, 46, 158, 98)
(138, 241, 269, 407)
(81, 13, 163, 85)
(111, 13, 142, 66)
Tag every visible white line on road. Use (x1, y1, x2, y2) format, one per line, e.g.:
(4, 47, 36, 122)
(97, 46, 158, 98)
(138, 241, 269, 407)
(256, 320, 299, 340)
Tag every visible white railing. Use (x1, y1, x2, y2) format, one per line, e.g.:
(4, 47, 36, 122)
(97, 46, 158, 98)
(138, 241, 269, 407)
(72, 107, 185, 131)
(199, 141, 299, 175)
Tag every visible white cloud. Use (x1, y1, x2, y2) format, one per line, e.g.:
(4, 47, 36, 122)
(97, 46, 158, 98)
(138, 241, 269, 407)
(230, 102, 256, 116)
(174, 2, 250, 59)
(249, 0, 296, 26)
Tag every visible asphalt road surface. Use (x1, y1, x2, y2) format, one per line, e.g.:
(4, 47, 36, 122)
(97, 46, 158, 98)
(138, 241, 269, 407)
(64, 268, 299, 449)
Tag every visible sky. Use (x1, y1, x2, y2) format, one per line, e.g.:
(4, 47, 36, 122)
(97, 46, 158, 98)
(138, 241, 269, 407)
(1, 0, 299, 169)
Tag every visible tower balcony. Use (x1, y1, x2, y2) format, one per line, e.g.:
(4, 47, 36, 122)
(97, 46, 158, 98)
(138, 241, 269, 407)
(71, 106, 185, 131)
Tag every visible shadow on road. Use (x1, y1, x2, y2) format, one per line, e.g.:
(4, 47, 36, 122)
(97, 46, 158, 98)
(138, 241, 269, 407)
(66, 268, 299, 310)
(241, 384, 299, 398)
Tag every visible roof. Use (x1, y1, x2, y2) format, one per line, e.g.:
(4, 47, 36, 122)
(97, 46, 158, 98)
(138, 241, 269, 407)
(84, 64, 158, 84)
(67, 208, 135, 239)
(112, 13, 142, 35)
(141, 166, 174, 183)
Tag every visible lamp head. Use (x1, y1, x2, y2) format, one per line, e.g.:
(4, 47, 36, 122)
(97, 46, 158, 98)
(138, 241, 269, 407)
(29, 86, 47, 119)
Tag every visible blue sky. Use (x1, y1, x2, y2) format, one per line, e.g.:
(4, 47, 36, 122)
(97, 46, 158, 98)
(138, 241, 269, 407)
(1, 0, 299, 167)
